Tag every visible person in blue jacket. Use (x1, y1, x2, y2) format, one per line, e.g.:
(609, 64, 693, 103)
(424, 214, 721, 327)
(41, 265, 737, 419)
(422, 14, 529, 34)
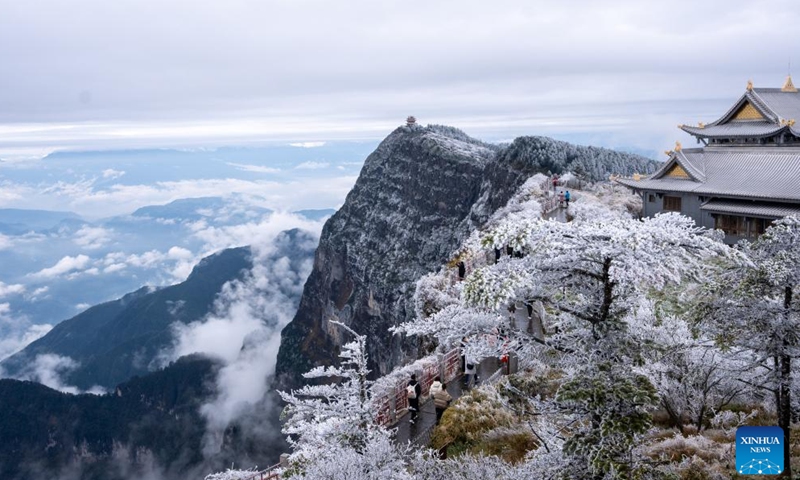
(565, 190, 571, 207)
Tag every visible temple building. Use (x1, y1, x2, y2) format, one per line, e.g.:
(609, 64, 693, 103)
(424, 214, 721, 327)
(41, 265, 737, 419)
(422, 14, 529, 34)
(616, 77, 800, 243)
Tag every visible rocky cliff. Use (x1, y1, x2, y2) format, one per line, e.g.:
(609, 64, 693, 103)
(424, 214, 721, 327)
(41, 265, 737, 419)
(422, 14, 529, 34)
(275, 125, 658, 386)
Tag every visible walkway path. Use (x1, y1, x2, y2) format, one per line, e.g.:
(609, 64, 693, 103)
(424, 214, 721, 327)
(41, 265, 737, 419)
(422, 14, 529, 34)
(394, 357, 500, 446)
(395, 179, 580, 447)
(546, 206, 569, 222)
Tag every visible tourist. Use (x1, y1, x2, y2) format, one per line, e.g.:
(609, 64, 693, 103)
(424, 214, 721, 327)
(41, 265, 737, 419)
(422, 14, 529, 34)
(558, 191, 565, 207)
(434, 382, 452, 424)
(565, 190, 571, 207)
(464, 360, 477, 389)
(430, 376, 443, 396)
(407, 374, 421, 422)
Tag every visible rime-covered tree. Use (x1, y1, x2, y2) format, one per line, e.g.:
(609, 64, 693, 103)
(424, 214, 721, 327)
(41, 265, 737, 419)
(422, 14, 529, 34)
(279, 321, 375, 465)
(694, 216, 800, 477)
(399, 211, 733, 478)
(278, 321, 433, 479)
(632, 305, 751, 433)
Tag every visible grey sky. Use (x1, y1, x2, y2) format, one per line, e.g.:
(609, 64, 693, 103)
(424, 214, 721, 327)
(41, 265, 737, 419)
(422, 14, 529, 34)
(1, 0, 799, 157)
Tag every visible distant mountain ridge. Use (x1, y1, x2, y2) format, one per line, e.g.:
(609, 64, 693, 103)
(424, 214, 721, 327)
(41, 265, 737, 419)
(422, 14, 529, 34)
(0, 208, 82, 233)
(1, 247, 252, 389)
(0, 354, 284, 480)
(1, 228, 318, 390)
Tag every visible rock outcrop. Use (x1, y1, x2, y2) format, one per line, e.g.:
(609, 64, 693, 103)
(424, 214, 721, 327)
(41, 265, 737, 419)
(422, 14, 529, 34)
(275, 125, 658, 387)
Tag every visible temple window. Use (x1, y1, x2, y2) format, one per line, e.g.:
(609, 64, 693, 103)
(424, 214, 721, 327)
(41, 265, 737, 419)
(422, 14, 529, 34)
(663, 196, 682, 212)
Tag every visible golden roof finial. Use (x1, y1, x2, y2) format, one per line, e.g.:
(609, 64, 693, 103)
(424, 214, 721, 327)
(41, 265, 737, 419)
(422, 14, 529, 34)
(633, 173, 641, 181)
(675, 141, 682, 152)
(782, 75, 798, 92)
(746, 79, 754, 91)
(789, 119, 797, 127)
(698, 122, 705, 128)
(664, 150, 673, 157)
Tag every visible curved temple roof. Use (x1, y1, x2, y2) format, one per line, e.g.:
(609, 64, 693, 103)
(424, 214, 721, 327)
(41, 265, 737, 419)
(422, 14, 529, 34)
(681, 84, 800, 140)
(616, 147, 800, 203)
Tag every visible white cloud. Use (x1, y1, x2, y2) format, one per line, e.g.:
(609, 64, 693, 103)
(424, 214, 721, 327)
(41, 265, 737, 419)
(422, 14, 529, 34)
(75, 303, 91, 311)
(32, 254, 91, 278)
(0, 281, 25, 297)
(14, 353, 103, 394)
(0, 0, 796, 161)
(102, 168, 125, 179)
(294, 161, 330, 170)
(226, 162, 281, 174)
(73, 225, 113, 249)
(0, 323, 53, 363)
(168, 246, 193, 260)
(289, 141, 326, 148)
(103, 263, 127, 273)
(26, 286, 49, 300)
(48, 176, 358, 218)
(0, 234, 12, 250)
(125, 250, 168, 268)
(190, 211, 324, 256)
(0, 302, 53, 362)
(99, 246, 198, 282)
(158, 226, 317, 455)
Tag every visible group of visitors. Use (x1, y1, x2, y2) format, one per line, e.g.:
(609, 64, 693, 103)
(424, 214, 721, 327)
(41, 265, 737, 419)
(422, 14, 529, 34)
(407, 374, 452, 424)
(552, 174, 572, 208)
(558, 190, 571, 207)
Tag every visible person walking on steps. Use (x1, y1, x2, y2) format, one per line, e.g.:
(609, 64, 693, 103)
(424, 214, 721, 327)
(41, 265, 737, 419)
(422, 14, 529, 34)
(565, 190, 571, 207)
(433, 380, 452, 424)
(407, 374, 422, 422)
(558, 191, 565, 208)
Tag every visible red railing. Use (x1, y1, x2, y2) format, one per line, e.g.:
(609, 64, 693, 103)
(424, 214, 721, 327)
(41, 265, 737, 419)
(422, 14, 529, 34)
(373, 348, 461, 427)
(241, 462, 282, 480)
(420, 361, 438, 396)
(442, 348, 461, 384)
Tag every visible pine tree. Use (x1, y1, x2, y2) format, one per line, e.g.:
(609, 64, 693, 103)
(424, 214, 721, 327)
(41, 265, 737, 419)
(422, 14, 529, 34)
(399, 210, 732, 478)
(695, 216, 800, 478)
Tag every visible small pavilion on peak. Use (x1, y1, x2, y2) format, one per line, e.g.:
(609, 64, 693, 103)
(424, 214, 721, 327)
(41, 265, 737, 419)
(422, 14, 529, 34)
(617, 77, 800, 243)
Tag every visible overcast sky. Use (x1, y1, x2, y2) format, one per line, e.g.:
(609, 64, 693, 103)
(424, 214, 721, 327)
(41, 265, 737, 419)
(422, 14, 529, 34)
(1, 0, 799, 158)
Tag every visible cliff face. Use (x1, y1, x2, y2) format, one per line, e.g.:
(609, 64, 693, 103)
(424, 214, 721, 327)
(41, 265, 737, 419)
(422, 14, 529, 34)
(275, 126, 658, 386)
(276, 125, 497, 384)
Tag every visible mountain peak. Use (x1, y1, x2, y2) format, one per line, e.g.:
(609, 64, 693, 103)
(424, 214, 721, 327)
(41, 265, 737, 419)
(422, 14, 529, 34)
(276, 126, 659, 388)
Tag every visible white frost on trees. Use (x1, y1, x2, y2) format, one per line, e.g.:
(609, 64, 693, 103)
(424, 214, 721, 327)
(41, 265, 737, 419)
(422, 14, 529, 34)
(279, 321, 376, 464)
(695, 215, 800, 478)
(398, 199, 735, 477)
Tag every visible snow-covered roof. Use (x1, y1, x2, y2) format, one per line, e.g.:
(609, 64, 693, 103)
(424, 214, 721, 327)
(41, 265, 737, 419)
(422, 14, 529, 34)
(680, 84, 800, 140)
(753, 87, 800, 122)
(616, 146, 800, 202)
(700, 199, 800, 219)
(680, 122, 788, 139)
